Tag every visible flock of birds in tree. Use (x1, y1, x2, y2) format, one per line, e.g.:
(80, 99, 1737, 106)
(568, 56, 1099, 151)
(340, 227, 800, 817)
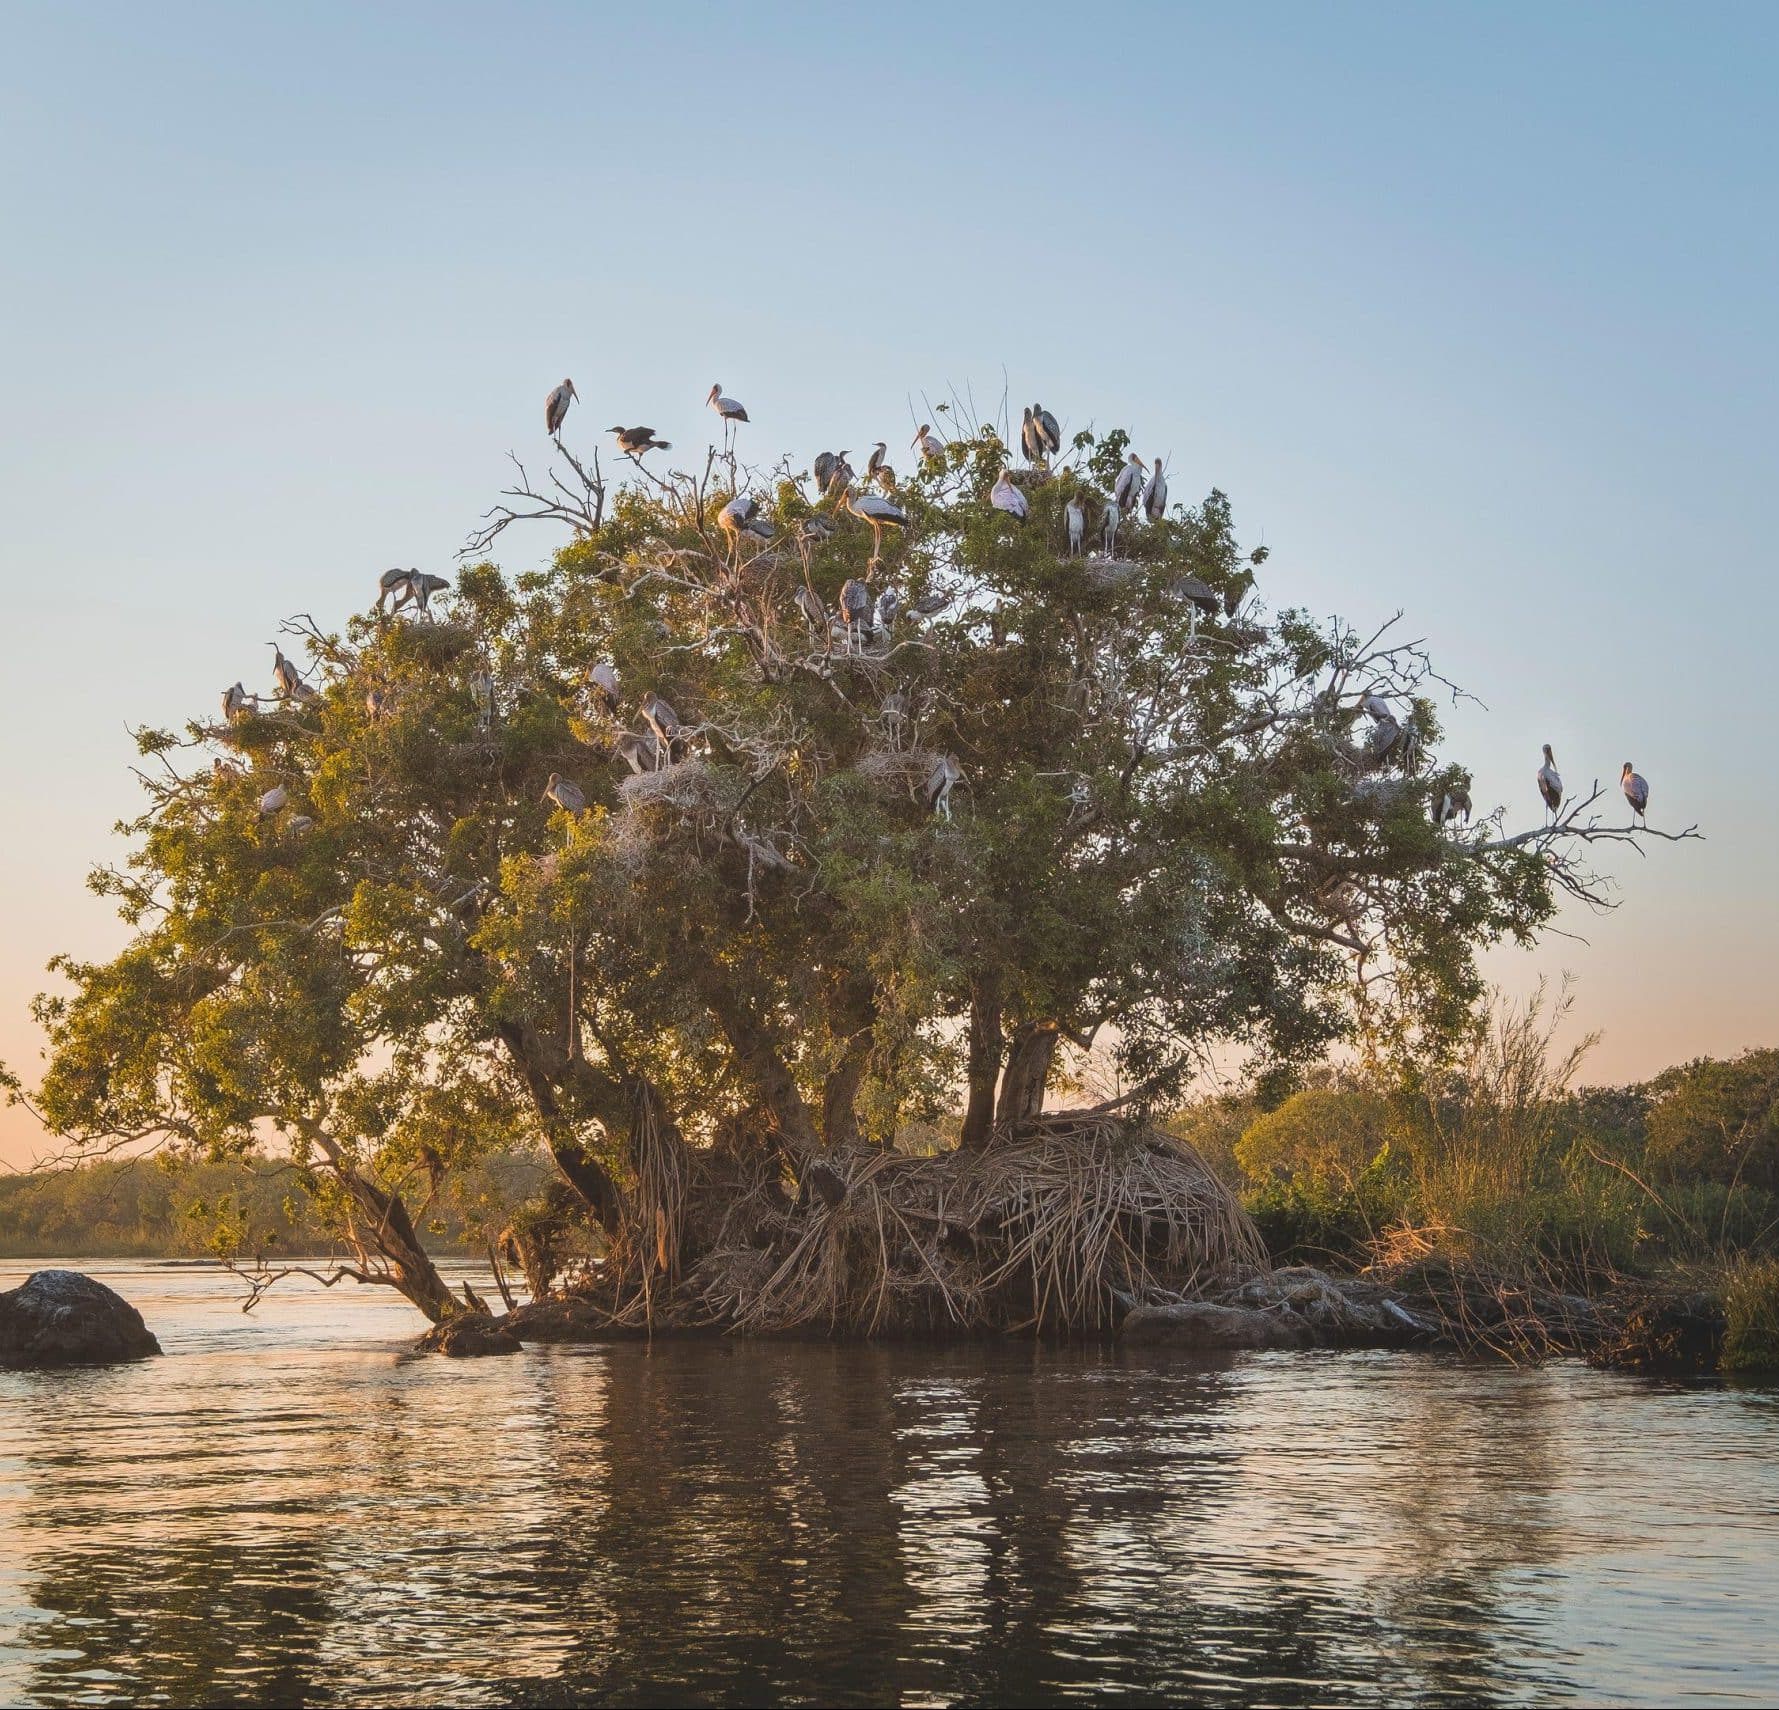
(220, 376, 1655, 841)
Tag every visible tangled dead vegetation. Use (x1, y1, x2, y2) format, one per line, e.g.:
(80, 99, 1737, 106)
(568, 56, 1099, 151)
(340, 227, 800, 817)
(571, 1112, 1267, 1338)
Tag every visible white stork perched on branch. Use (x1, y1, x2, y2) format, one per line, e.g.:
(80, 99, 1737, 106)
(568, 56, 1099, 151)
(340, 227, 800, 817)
(843, 489, 907, 566)
(545, 378, 578, 438)
(707, 383, 748, 452)
(1537, 744, 1563, 822)
(1622, 762, 1650, 825)
(1113, 454, 1146, 514)
(912, 424, 944, 463)
(925, 754, 964, 820)
(1142, 456, 1168, 522)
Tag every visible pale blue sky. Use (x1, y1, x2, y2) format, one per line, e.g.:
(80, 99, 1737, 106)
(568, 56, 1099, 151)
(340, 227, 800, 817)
(3, 1, 1775, 1163)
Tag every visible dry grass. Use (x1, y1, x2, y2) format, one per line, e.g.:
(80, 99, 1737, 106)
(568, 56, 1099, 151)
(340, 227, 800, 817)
(671, 1112, 1264, 1337)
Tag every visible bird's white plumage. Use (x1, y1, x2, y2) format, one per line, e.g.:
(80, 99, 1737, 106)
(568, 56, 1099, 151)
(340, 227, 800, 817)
(990, 471, 1028, 519)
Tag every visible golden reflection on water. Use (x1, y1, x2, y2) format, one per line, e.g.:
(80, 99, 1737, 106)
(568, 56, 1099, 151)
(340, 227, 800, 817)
(2, 1262, 1777, 1707)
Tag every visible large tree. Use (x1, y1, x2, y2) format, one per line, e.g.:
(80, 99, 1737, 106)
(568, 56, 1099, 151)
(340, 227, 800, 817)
(6, 412, 1695, 1322)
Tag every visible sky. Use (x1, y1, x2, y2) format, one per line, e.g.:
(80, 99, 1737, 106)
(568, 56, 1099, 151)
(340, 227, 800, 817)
(2, 1, 1775, 1167)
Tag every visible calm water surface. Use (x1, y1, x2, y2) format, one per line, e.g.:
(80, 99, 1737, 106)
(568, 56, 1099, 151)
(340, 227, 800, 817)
(1, 1259, 1775, 1707)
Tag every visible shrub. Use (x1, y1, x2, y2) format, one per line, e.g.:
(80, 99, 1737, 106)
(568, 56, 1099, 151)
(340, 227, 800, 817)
(1722, 1256, 1779, 1373)
(1234, 1087, 1391, 1190)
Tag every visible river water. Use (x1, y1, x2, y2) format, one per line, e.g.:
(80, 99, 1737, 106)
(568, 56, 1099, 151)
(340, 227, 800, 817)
(1, 1260, 1776, 1707)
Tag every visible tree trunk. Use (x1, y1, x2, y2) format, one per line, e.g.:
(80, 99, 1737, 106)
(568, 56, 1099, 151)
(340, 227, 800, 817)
(960, 971, 1005, 1151)
(303, 1131, 460, 1324)
(995, 1021, 1060, 1130)
(496, 1020, 627, 1235)
(689, 948, 822, 1161)
(819, 974, 877, 1149)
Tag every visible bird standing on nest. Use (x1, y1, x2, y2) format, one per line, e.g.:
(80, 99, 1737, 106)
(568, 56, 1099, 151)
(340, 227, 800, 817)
(1065, 493, 1086, 556)
(991, 470, 1028, 520)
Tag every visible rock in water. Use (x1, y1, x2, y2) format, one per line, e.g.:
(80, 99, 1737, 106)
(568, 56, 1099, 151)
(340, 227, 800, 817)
(0, 1269, 162, 1368)
(415, 1313, 523, 1357)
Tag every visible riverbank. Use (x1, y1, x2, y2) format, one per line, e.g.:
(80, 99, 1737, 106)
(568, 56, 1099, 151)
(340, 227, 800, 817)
(431, 1256, 1751, 1379)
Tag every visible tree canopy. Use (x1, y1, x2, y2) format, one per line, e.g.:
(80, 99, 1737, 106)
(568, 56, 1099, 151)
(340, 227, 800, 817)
(7, 408, 1689, 1321)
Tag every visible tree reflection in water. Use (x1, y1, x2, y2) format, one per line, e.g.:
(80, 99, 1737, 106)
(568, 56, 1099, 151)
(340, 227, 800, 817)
(5, 1298, 1778, 1708)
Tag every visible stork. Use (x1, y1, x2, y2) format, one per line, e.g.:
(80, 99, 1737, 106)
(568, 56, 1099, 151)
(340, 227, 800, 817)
(221, 682, 255, 722)
(876, 586, 901, 631)
(707, 382, 748, 451)
(610, 425, 671, 457)
(1432, 778, 1473, 828)
(613, 731, 665, 775)
(257, 784, 288, 818)
(365, 684, 388, 721)
(587, 661, 620, 716)
(794, 585, 828, 632)
(543, 772, 587, 814)
(1101, 499, 1120, 556)
(377, 567, 414, 613)
(911, 588, 953, 617)
(545, 378, 578, 438)
(925, 754, 964, 821)
(1361, 692, 1393, 723)
(990, 470, 1029, 521)
(814, 450, 853, 497)
(1113, 453, 1146, 514)
(719, 493, 765, 541)
(1142, 456, 1168, 522)
(1033, 403, 1061, 458)
(469, 669, 496, 730)
(1065, 494, 1086, 556)
(912, 424, 944, 463)
(865, 442, 889, 482)
(843, 489, 908, 566)
(801, 512, 836, 544)
(407, 573, 450, 618)
(285, 814, 316, 836)
(270, 644, 304, 701)
(641, 691, 681, 759)
(1622, 762, 1650, 826)
(1537, 744, 1563, 822)
(1020, 407, 1045, 466)
(1364, 713, 1402, 766)
(838, 577, 874, 653)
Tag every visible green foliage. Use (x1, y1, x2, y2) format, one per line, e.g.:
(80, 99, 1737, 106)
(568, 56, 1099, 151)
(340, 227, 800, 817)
(5, 414, 1594, 1315)
(1235, 1086, 1392, 1189)
(1644, 1049, 1779, 1190)
(1722, 1256, 1779, 1373)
